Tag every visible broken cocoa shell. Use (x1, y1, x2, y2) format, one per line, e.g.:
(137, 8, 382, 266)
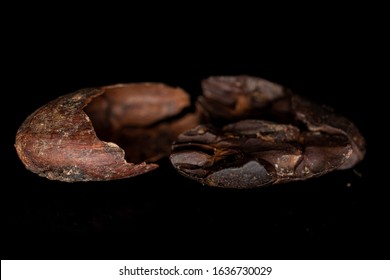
(15, 83, 199, 182)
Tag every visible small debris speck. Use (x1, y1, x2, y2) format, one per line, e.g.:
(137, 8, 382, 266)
(353, 169, 362, 178)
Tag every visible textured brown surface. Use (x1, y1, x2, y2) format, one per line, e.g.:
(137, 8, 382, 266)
(15, 83, 198, 182)
(171, 76, 366, 188)
(15, 76, 365, 186)
(171, 121, 352, 188)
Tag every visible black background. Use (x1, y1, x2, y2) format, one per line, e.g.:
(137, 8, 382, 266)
(2, 13, 388, 260)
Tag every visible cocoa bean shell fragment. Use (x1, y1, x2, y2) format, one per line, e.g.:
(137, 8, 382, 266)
(15, 83, 198, 182)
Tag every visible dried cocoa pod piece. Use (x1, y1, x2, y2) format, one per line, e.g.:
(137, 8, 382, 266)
(171, 76, 365, 188)
(15, 83, 198, 182)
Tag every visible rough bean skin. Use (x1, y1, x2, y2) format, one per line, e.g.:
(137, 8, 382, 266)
(15, 83, 199, 182)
